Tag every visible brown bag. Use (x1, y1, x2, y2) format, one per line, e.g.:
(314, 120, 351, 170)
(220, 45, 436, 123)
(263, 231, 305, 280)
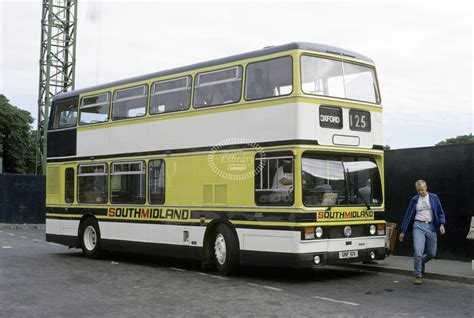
(385, 222, 398, 254)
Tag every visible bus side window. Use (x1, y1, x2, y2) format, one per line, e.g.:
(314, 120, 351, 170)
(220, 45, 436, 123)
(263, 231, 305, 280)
(150, 76, 191, 114)
(112, 85, 148, 120)
(80, 93, 110, 125)
(194, 66, 242, 108)
(65, 168, 74, 203)
(149, 159, 165, 204)
(245, 56, 293, 101)
(49, 99, 78, 130)
(77, 163, 108, 204)
(255, 155, 294, 206)
(110, 161, 146, 204)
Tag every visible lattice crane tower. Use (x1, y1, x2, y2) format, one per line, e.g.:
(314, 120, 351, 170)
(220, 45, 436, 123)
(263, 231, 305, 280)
(36, 0, 78, 174)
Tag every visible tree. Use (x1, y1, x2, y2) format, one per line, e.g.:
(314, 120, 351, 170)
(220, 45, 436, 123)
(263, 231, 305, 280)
(0, 94, 36, 174)
(436, 134, 474, 146)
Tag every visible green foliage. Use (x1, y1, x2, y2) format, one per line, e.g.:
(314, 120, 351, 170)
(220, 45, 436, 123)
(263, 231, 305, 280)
(0, 94, 36, 174)
(436, 134, 474, 146)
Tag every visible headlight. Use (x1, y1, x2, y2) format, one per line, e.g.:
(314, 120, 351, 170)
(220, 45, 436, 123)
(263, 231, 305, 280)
(344, 226, 352, 237)
(369, 225, 376, 235)
(313, 255, 321, 264)
(315, 227, 323, 238)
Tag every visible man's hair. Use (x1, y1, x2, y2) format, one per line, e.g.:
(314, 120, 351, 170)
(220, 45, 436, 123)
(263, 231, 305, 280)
(415, 179, 427, 188)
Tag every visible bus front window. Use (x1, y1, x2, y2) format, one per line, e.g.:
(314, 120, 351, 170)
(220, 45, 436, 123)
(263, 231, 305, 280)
(301, 55, 379, 104)
(302, 154, 382, 207)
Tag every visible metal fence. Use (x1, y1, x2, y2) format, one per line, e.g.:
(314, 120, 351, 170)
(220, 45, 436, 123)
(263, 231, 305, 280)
(0, 173, 45, 223)
(385, 143, 474, 261)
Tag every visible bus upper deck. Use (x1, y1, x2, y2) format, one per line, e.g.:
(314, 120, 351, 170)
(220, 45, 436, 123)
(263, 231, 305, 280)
(47, 42, 382, 161)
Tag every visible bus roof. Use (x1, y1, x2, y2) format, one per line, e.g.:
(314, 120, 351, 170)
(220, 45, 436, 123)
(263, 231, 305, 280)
(54, 42, 374, 101)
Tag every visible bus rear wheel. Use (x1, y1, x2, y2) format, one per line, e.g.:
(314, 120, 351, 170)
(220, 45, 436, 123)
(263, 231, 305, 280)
(80, 218, 101, 259)
(213, 224, 239, 276)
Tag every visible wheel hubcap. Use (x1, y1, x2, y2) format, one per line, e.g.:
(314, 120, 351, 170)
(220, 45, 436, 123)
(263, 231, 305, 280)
(83, 226, 97, 251)
(214, 234, 226, 265)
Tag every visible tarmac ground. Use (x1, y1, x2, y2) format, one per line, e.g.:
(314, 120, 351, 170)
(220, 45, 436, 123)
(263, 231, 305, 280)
(1, 224, 473, 317)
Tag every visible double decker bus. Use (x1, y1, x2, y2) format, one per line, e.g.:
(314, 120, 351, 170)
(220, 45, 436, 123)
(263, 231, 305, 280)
(46, 42, 385, 275)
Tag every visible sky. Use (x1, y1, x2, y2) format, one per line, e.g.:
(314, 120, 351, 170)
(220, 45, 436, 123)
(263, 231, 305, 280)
(0, 0, 472, 149)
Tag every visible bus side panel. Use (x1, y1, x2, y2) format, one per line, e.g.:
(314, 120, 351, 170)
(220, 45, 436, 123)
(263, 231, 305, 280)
(237, 228, 299, 253)
(98, 222, 205, 260)
(47, 128, 77, 158)
(147, 223, 206, 247)
(62, 219, 80, 238)
(99, 221, 206, 248)
(76, 102, 300, 158)
(46, 218, 77, 247)
(104, 221, 148, 242)
(46, 218, 62, 236)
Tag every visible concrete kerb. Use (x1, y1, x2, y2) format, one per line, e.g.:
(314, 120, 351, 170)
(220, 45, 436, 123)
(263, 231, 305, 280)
(344, 263, 474, 285)
(0, 223, 46, 230)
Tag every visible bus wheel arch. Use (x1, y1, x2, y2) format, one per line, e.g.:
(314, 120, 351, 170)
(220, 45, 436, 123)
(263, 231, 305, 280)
(203, 220, 240, 275)
(78, 215, 102, 259)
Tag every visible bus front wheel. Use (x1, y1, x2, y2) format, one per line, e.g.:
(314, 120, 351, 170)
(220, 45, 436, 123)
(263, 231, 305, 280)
(80, 218, 101, 259)
(213, 224, 239, 275)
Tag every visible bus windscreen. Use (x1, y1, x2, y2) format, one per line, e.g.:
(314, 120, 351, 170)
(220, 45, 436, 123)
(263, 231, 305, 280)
(302, 154, 382, 207)
(301, 55, 379, 104)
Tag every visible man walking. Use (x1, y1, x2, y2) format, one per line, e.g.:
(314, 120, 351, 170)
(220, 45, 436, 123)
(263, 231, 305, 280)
(399, 180, 446, 285)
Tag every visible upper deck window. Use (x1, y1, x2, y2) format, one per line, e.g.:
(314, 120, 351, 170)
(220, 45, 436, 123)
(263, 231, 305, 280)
(79, 93, 110, 125)
(301, 55, 380, 104)
(194, 66, 242, 108)
(245, 56, 293, 101)
(150, 76, 191, 114)
(50, 98, 77, 129)
(112, 85, 148, 120)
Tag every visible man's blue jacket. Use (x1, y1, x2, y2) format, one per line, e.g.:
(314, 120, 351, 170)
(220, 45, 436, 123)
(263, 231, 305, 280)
(400, 192, 446, 234)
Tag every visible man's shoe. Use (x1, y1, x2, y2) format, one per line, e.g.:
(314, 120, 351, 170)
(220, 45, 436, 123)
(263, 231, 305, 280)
(421, 263, 425, 274)
(414, 277, 422, 285)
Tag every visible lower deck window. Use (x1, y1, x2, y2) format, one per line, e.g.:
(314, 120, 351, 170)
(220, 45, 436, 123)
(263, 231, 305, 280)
(65, 168, 74, 203)
(111, 161, 146, 204)
(255, 154, 294, 206)
(149, 159, 165, 204)
(78, 164, 108, 204)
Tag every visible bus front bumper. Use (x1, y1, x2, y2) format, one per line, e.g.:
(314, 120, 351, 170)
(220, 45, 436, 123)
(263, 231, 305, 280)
(240, 246, 386, 268)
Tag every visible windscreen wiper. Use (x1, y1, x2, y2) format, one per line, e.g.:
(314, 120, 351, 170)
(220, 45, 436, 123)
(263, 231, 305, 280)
(341, 160, 371, 210)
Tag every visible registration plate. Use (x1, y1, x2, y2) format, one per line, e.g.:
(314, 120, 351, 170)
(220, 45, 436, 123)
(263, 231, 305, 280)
(339, 250, 358, 259)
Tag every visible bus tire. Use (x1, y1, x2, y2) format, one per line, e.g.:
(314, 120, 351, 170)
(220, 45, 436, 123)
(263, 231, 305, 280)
(80, 218, 101, 259)
(213, 223, 239, 276)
